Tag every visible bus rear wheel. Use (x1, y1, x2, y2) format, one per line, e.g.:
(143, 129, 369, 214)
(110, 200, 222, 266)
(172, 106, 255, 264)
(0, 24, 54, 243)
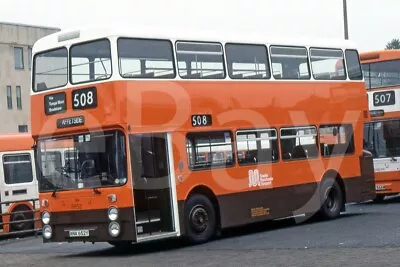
(184, 194, 216, 244)
(318, 179, 343, 220)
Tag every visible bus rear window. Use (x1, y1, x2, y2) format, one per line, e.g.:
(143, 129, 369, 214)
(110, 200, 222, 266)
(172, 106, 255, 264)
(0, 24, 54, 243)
(118, 38, 175, 79)
(33, 47, 68, 91)
(70, 39, 112, 84)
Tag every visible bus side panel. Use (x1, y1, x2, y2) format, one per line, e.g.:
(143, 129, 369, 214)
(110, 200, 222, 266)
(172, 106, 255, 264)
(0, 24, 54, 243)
(344, 154, 375, 203)
(216, 182, 318, 229)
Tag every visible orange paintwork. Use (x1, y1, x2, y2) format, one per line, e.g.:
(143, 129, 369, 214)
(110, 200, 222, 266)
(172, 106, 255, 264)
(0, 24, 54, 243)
(0, 133, 33, 152)
(31, 79, 368, 212)
(360, 49, 400, 64)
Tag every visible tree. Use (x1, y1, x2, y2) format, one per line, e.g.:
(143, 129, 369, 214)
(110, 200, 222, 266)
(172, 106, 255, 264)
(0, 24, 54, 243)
(385, 38, 400, 50)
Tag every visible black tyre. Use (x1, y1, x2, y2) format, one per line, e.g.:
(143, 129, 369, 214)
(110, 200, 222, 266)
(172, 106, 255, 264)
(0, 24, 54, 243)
(184, 194, 217, 244)
(318, 179, 344, 220)
(10, 206, 34, 232)
(373, 194, 385, 203)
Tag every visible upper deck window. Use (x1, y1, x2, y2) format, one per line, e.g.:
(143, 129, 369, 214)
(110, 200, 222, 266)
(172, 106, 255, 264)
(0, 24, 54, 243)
(33, 47, 68, 91)
(270, 46, 310, 80)
(225, 43, 271, 79)
(310, 48, 346, 80)
(176, 41, 226, 79)
(70, 39, 112, 84)
(362, 59, 400, 89)
(117, 38, 175, 79)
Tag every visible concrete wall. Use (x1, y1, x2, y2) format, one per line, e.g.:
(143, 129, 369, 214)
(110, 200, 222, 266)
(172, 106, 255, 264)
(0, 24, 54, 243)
(0, 22, 60, 133)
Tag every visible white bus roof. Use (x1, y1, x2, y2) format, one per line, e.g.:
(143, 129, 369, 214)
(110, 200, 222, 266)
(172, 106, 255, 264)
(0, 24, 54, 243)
(32, 26, 359, 54)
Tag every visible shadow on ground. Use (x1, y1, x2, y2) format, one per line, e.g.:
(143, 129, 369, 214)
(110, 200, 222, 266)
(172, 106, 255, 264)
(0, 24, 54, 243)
(59, 211, 367, 258)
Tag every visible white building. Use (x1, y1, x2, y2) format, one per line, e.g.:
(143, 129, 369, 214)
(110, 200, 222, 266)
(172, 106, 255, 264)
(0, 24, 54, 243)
(0, 22, 60, 133)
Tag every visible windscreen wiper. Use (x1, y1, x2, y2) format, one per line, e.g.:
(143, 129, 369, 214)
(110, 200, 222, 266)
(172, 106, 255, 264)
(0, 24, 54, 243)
(52, 186, 61, 197)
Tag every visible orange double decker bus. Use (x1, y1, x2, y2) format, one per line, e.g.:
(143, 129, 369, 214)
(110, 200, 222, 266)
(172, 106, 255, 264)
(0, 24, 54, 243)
(31, 27, 375, 246)
(361, 50, 400, 202)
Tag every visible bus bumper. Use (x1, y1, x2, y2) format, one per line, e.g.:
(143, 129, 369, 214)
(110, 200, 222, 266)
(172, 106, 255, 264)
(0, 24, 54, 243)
(42, 208, 136, 243)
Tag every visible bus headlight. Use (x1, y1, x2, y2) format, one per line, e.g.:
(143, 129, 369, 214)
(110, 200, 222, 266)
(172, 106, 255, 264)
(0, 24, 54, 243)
(42, 211, 50, 224)
(43, 225, 52, 239)
(108, 207, 118, 221)
(108, 222, 120, 237)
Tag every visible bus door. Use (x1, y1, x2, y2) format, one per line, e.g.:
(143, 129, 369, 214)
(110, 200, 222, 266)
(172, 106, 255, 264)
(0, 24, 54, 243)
(0, 150, 38, 231)
(129, 133, 179, 240)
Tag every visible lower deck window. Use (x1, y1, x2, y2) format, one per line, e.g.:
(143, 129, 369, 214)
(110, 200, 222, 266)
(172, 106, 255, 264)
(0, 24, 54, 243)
(186, 131, 234, 170)
(280, 126, 318, 160)
(236, 128, 279, 165)
(320, 124, 355, 156)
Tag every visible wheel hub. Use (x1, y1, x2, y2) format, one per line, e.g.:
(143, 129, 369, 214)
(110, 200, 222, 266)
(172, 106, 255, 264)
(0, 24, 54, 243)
(189, 205, 209, 233)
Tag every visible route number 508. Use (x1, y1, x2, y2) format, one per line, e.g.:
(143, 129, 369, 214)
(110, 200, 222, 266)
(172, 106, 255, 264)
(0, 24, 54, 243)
(191, 114, 212, 127)
(72, 87, 97, 110)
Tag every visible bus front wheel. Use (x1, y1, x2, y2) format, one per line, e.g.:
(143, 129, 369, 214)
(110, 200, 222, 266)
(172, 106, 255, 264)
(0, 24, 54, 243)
(184, 194, 216, 244)
(318, 179, 343, 220)
(10, 205, 34, 232)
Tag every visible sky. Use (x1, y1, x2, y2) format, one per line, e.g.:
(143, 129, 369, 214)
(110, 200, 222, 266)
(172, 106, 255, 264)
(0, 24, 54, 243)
(0, 0, 397, 52)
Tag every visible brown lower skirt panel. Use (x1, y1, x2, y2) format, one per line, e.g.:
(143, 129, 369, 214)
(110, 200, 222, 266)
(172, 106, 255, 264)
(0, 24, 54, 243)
(215, 176, 374, 229)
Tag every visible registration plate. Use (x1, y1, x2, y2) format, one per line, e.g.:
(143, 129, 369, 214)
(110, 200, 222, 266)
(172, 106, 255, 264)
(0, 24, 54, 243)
(376, 185, 386, 191)
(68, 230, 90, 237)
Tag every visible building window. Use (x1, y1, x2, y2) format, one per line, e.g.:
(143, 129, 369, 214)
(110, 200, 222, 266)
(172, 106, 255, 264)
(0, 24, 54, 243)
(18, 125, 28, 132)
(3, 154, 33, 184)
(28, 47, 32, 69)
(14, 47, 24, 69)
(6, 86, 12, 109)
(16, 86, 22, 109)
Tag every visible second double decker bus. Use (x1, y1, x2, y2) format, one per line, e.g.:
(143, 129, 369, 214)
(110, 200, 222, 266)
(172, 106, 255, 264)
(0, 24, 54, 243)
(31, 27, 374, 246)
(361, 50, 400, 202)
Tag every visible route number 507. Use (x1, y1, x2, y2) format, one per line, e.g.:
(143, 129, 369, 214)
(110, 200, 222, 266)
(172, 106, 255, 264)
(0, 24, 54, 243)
(373, 91, 395, 107)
